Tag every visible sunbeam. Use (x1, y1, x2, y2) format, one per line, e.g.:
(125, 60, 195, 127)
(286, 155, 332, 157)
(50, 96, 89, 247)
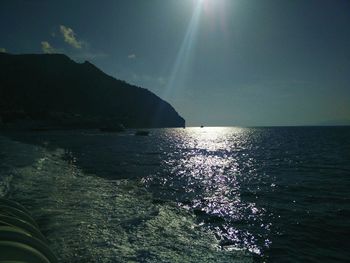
(152, 1, 203, 126)
(164, 1, 203, 99)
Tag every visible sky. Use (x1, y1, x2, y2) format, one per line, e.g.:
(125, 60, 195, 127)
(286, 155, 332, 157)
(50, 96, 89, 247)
(1, 0, 349, 126)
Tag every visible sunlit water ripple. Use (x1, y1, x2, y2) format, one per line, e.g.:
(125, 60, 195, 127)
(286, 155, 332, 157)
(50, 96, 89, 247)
(1, 127, 349, 262)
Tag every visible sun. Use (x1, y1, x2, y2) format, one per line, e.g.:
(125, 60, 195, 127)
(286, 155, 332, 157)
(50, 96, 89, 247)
(195, 0, 210, 5)
(197, 0, 209, 4)
(194, 0, 217, 12)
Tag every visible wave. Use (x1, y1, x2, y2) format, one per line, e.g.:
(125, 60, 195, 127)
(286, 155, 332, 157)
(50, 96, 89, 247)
(1, 134, 253, 262)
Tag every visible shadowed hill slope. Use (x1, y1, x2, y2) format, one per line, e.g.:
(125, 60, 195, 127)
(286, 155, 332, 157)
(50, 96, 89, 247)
(0, 53, 185, 128)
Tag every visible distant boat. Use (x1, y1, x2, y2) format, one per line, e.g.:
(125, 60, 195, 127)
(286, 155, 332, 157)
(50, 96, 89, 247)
(100, 124, 125, 132)
(135, 130, 149, 136)
(200, 125, 204, 128)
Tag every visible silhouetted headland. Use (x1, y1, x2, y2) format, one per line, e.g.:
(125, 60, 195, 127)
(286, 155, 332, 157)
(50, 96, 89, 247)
(0, 53, 185, 130)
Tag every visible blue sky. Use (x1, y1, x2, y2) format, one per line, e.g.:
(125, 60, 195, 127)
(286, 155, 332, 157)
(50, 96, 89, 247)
(1, 0, 349, 126)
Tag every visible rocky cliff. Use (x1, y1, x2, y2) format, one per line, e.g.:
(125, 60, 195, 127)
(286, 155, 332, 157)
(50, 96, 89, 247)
(0, 53, 185, 129)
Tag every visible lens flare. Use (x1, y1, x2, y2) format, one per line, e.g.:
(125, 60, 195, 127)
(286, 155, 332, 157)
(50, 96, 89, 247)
(152, 0, 203, 125)
(165, 1, 203, 98)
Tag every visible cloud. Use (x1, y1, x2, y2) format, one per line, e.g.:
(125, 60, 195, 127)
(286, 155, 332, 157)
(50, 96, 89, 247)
(130, 73, 167, 89)
(128, 54, 136, 59)
(59, 25, 82, 49)
(41, 41, 57, 54)
(70, 51, 107, 60)
(0, 48, 6, 53)
(40, 25, 106, 61)
(157, 77, 167, 86)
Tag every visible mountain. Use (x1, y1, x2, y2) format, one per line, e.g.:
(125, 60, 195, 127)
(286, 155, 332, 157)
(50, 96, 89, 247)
(0, 53, 185, 129)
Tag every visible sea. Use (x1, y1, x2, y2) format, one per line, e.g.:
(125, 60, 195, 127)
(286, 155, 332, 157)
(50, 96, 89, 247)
(0, 127, 349, 262)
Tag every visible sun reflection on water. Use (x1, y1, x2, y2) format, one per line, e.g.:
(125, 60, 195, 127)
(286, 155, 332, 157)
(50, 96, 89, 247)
(184, 127, 244, 151)
(149, 127, 270, 255)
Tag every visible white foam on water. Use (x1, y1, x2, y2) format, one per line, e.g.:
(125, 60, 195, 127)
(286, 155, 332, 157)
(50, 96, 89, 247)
(6, 141, 253, 262)
(0, 135, 42, 197)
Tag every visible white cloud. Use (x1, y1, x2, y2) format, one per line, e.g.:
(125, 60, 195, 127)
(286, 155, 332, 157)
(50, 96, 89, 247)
(41, 41, 57, 54)
(157, 77, 166, 86)
(0, 48, 6, 53)
(130, 73, 167, 89)
(70, 51, 107, 60)
(40, 25, 106, 61)
(59, 25, 82, 49)
(128, 54, 136, 59)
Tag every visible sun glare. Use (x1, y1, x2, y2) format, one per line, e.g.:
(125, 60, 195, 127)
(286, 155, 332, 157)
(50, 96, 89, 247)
(194, 0, 223, 16)
(197, 0, 209, 6)
(198, 0, 215, 5)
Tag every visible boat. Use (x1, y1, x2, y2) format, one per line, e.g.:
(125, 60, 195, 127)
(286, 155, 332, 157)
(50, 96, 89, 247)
(134, 130, 150, 136)
(0, 198, 58, 262)
(99, 123, 125, 132)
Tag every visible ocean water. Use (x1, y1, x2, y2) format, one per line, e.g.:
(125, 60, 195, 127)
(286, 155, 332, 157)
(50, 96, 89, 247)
(0, 127, 349, 262)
